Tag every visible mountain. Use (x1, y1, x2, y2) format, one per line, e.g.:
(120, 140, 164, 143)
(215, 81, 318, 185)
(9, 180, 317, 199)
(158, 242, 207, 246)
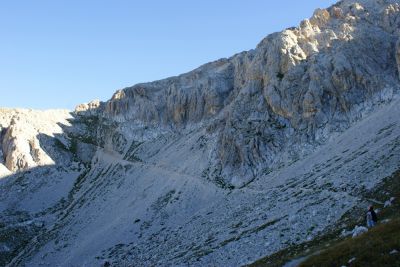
(1, 0, 400, 266)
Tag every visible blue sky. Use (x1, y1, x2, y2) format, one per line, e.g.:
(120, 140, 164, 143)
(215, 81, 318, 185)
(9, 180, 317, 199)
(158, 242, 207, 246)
(0, 0, 337, 110)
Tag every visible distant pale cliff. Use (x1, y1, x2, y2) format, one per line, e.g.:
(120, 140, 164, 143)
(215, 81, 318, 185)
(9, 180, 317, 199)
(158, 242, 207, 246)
(94, 0, 400, 187)
(0, 109, 72, 175)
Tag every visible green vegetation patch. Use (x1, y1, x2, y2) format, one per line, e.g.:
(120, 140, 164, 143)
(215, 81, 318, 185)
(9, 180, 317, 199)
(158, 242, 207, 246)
(300, 219, 400, 267)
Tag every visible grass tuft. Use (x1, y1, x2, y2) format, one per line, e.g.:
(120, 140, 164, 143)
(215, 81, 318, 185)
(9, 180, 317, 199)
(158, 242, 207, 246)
(300, 219, 400, 267)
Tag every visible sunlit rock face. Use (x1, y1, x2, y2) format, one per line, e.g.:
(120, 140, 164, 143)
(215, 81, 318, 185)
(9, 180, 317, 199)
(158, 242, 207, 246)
(0, 109, 72, 173)
(2, 118, 53, 172)
(74, 99, 102, 115)
(99, 0, 400, 187)
(1, 1, 400, 267)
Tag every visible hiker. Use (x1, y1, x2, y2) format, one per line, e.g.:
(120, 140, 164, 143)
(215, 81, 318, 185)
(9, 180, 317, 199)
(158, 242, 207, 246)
(366, 205, 377, 228)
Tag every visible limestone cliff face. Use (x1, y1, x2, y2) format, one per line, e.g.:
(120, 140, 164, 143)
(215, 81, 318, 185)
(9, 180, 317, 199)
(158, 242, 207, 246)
(105, 57, 244, 125)
(0, 109, 72, 173)
(2, 118, 49, 172)
(96, 0, 400, 187)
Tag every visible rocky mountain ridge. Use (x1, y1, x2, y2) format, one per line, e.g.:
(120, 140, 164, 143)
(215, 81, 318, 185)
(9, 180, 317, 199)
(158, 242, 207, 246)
(0, 0, 400, 266)
(86, 0, 400, 187)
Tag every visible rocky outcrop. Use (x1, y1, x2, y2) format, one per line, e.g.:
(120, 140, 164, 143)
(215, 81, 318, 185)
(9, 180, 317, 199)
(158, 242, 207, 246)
(105, 57, 241, 125)
(75, 99, 103, 115)
(99, 0, 400, 187)
(2, 117, 54, 172)
(0, 109, 73, 173)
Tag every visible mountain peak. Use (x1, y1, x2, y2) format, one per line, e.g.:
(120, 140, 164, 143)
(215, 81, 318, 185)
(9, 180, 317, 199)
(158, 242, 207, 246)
(1, 0, 400, 266)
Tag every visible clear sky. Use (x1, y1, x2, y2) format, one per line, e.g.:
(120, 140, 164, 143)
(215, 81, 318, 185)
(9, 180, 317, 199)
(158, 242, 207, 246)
(0, 0, 337, 110)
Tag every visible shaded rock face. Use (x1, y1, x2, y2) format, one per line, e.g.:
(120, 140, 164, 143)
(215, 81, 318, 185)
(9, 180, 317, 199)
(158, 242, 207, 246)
(99, 0, 400, 187)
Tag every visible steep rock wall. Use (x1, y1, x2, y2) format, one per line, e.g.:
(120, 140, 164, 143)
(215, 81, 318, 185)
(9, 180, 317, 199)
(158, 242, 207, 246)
(93, 0, 400, 187)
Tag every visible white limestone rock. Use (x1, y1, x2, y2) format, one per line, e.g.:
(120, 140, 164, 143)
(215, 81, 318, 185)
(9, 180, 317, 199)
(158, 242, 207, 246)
(0, 163, 11, 178)
(0, 108, 73, 173)
(2, 117, 52, 172)
(75, 99, 102, 115)
(97, 0, 400, 187)
(352, 226, 368, 238)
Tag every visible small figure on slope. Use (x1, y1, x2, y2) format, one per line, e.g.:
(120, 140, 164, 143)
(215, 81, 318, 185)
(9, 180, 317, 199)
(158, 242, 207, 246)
(366, 205, 378, 228)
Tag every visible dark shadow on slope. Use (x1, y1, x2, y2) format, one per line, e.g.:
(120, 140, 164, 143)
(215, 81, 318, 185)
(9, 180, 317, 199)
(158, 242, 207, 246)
(0, 107, 105, 266)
